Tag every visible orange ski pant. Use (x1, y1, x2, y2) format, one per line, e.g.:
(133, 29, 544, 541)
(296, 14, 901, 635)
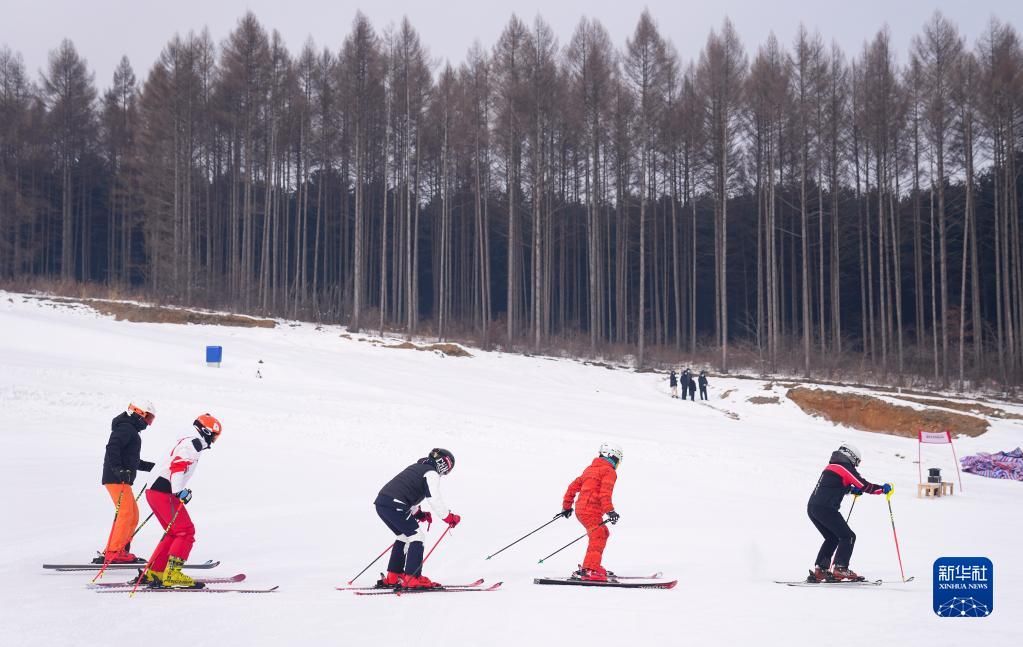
(103, 484, 139, 553)
(576, 510, 609, 570)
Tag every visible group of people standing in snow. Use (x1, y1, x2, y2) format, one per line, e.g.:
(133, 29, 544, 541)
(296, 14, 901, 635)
(669, 368, 708, 401)
(100, 400, 222, 588)
(98, 393, 889, 590)
(98, 399, 624, 590)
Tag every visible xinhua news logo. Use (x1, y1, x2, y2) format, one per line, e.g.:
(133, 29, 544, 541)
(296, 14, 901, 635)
(933, 557, 993, 617)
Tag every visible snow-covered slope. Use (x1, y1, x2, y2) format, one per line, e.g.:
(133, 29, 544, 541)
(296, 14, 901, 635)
(1, 291, 1020, 646)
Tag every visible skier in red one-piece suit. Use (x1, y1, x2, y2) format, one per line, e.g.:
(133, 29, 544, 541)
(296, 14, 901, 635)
(559, 443, 622, 582)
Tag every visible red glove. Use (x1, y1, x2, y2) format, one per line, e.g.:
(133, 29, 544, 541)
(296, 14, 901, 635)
(414, 510, 432, 529)
(443, 512, 461, 528)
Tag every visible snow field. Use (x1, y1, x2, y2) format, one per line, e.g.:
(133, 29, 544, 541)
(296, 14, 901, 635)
(1, 291, 1021, 646)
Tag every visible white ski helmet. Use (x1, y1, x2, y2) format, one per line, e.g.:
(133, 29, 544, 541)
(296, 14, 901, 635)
(837, 443, 861, 466)
(126, 399, 156, 425)
(599, 442, 624, 467)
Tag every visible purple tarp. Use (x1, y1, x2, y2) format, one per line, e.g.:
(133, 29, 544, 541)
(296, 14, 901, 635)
(960, 448, 1023, 481)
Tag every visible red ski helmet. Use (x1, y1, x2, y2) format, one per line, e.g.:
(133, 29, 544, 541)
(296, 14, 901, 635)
(194, 413, 222, 446)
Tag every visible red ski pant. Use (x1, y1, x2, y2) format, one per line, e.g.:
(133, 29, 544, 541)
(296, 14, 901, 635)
(104, 484, 138, 553)
(577, 510, 609, 570)
(145, 490, 195, 572)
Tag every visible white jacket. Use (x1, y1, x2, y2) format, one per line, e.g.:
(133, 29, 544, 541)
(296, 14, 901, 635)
(412, 471, 450, 519)
(154, 432, 206, 493)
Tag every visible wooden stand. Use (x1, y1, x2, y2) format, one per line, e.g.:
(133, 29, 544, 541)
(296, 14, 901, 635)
(917, 482, 955, 498)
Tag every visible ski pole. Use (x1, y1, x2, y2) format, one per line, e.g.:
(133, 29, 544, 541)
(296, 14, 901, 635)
(416, 525, 452, 574)
(92, 483, 146, 582)
(92, 488, 125, 582)
(130, 498, 185, 597)
(347, 542, 395, 585)
(845, 493, 859, 523)
(537, 520, 610, 564)
(131, 512, 155, 540)
(886, 489, 907, 583)
(486, 515, 564, 560)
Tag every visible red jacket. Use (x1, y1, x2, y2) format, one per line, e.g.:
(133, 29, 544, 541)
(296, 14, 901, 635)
(563, 457, 617, 514)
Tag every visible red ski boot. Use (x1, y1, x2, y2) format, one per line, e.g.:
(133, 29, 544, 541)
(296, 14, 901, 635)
(376, 571, 402, 588)
(580, 567, 609, 582)
(806, 566, 834, 583)
(831, 566, 865, 582)
(400, 574, 441, 589)
(103, 549, 139, 564)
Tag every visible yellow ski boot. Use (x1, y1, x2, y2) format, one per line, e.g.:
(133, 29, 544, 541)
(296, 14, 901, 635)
(159, 556, 204, 589)
(139, 567, 164, 588)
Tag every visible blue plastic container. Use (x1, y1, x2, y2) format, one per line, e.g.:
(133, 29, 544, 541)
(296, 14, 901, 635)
(206, 345, 223, 367)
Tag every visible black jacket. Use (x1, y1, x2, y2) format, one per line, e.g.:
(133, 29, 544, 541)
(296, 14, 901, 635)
(807, 451, 882, 510)
(669, 372, 678, 387)
(376, 459, 437, 509)
(101, 413, 154, 485)
(698, 375, 708, 388)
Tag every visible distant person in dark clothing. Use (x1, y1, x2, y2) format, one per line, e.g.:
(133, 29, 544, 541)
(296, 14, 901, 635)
(687, 376, 697, 401)
(669, 371, 679, 399)
(698, 371, 709, 400)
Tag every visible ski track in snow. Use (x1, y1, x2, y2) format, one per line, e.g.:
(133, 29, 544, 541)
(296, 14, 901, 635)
(1, 291, 1021, 646)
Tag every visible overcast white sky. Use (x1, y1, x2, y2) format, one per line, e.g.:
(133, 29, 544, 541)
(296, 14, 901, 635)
(2, 0, 1021, 87)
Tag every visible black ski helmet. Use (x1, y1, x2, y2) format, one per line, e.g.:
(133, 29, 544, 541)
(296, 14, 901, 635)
(430, 448, 455, 475)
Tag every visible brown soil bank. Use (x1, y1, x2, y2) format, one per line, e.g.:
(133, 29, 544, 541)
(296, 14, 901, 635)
(385, 341, 472, 358)
(890, 395, 1023, 421)
(786, 387, 988, 438)
(46, 297, 276, 328)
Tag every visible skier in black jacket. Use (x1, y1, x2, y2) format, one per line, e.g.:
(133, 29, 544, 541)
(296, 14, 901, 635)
(806, 443, 892, 582)
(698, 371, 709, 400)
(99, 400, 156, 563)
(374, 448, 461, 589)
(669, 371, 679, 398)
(687, 375, 697, 401)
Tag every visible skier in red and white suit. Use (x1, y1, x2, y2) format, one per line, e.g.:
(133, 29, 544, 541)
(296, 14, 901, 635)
(143, 414, 222, 588)
(559, 443, 623, 582)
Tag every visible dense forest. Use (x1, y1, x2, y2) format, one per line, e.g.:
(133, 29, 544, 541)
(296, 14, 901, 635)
(1, 10, 1022, 388)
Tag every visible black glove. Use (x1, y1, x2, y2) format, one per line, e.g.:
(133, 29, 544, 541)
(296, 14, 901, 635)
(137, 460, 155, 472)
(115, 468, 133, 484)
(556, 508, 573, 520)
(606, 510, 620, 525)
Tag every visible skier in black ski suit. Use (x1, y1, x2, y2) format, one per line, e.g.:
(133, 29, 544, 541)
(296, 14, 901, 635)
(698, 372, 709, 400)
(374, 449, 461, 589)
(806, 444, 892, 582)
(669, 371, 679, 398)
(687, 375, 697, 401)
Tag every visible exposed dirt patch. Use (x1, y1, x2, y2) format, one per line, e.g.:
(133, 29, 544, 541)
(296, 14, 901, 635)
(385, 341, 472, 357)
(720, 389, 736, 399)
(786, 387, 988, 438)
(748, 396, 780, 405)
(41, 297, 276, 328)
(762, 382, 775, 391)
(890, 395, 1023, 421)
(428, 343, 472, 357)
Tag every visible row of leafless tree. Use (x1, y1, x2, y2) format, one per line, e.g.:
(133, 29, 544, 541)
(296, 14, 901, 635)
(1, 10, 1022, 387)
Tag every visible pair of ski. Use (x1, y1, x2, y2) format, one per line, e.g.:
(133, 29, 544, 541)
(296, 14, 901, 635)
(42, 559, 220, 572)
(776, 575, 915, 588)
(535, 571, 677, 589)
(337, 578, 502, 595)
(92, 573, 278, 594)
